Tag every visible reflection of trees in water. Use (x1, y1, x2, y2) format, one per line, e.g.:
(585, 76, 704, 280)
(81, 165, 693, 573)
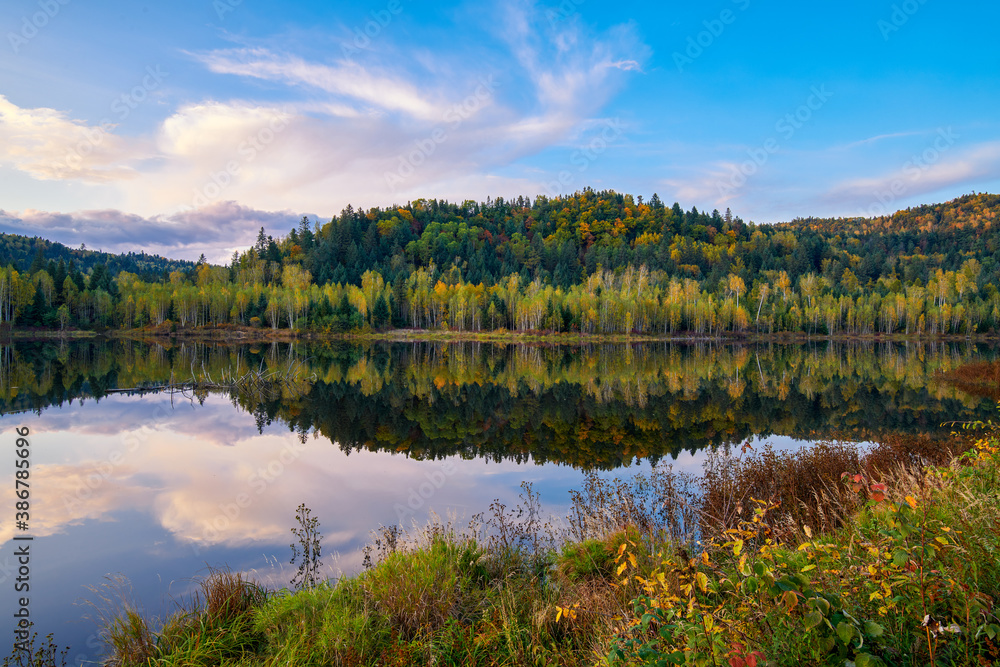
(0, 339, 995, 468)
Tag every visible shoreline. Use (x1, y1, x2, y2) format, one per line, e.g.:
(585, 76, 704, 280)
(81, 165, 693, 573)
(3, 325, 998, 345)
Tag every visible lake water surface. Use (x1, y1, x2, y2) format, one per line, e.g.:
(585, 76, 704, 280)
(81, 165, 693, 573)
(0, 339, 994, 664)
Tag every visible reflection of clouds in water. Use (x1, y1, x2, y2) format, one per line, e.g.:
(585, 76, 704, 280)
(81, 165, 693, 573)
(3, 392, 798, 584)
(654, 451, 707, 478)
(34, 394, 263, 448)
(5, 394, 579, 562)
(0, 460, 150, 544)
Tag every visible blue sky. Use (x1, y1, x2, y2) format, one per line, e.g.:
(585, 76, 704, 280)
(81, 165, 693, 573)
(0, 0, 998, 261)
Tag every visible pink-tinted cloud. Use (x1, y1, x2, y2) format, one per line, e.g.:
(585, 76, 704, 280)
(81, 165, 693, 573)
(0, 201, 304, 263)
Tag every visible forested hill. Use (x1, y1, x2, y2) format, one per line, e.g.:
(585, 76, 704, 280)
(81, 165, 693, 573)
(0, 233, 197, 279)
(280, 190, 1000, 290)
(4, 190, 997, 291)
(3, 189, 1000, 336)
(779, 193, 1000, 283)
(787, 192, 999, 235)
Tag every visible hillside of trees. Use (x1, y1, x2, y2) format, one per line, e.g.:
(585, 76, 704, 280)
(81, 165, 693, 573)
(2, 190, 999, 336)
(0, 233, 197, 278)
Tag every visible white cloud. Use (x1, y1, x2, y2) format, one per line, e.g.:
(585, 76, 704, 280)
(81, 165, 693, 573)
(497, 4, 646, 145)
(2, 393, 525, 556)
(0, 95, 147, 183)
(657, 131, 1000, 224)
(158, 101, 293, 158)
(165, 2, 647, 210)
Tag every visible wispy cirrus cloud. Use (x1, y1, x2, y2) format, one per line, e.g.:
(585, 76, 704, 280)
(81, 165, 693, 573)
(821, 139, 1000, 213)
(196, 48, 445, 121)
(657, 129, 1000, 223)
(496, 2, 645, 151)
(838, 130, 924, 150)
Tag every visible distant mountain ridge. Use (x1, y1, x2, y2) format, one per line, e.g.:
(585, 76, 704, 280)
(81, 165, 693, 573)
(784, 192, 1000, 234)
(0, 233, 198, 278)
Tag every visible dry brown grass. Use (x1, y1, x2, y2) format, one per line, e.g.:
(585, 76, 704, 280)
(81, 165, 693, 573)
(567, 466, 701, 545)
(699, 433, 975, 540)
(701, 441, 863, 536)
(863, 431, 972, 471)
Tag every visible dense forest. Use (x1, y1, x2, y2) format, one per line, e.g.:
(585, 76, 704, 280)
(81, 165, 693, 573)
(2, 190, 999, 336)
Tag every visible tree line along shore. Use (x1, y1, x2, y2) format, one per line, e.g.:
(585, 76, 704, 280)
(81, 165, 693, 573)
(1, 191, 999, 338)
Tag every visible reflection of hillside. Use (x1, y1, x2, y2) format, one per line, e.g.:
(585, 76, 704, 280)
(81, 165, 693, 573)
(1, 340, 995, 469)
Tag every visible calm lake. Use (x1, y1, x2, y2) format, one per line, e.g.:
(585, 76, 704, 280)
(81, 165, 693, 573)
(0, 338, 995, 664)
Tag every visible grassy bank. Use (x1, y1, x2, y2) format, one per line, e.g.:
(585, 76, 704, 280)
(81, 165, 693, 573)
(16, 427, 1000, 666)
(0, 328, 99, 340)
(105, 323, 1000, 346)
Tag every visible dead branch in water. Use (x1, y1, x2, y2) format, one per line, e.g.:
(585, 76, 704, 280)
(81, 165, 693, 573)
(105, 358, 316, 403)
